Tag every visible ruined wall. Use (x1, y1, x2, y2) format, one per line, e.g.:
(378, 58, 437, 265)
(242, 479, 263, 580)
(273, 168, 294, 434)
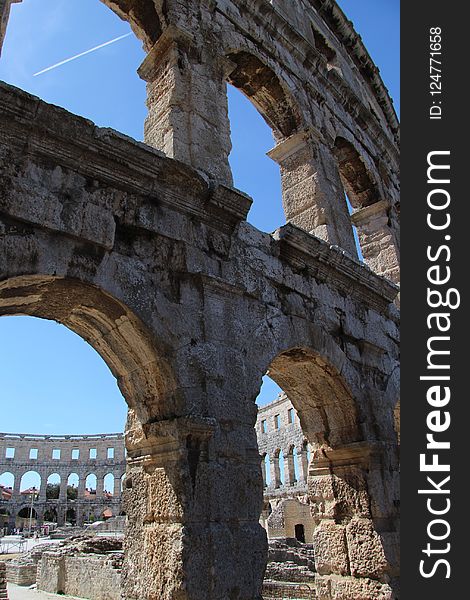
(0, 433, 125, 528)
(38, 553, 122, 600)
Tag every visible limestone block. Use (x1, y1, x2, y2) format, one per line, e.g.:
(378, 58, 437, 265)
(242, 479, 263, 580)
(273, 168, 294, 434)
(312, 521, 349, 575)
(345, 517, 389, 580)
(316, 575, 394, 600)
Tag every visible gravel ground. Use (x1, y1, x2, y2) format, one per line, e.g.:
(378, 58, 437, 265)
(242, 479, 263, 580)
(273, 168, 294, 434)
(7, 584, 82, 600)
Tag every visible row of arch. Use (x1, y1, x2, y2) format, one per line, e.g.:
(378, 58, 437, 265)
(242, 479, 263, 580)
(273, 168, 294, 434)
(261, 443, 311, 489)
(0, 471, 126, 499)
(1, 505, 123, 530)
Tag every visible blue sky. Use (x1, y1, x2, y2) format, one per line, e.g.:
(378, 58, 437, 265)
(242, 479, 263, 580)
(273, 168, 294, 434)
(0, 1, 399, 451)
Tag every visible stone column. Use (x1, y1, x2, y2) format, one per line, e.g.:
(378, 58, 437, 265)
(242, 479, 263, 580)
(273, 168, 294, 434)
(11, 470, 21, 500)
(271, 453, 281, 489)
(0, 0, 20, 57)
(351, 200, 400, 284)
(95, 473, 104, 498)
(309, 443, 399, 599)
(260, 455, 267, 487)
(138, 26, 233, 185)
(284, 451, 296, 485)
(268, 131, 357, 256)
(113, 474, 121, 498)
(121, 408, 266, 600)
(297, 446, 309, 483)
(77, 475, 86, 499)
(58, 476, 67, 501)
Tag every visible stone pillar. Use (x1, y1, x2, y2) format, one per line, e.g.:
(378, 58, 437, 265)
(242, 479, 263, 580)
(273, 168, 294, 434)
(113, 475, 121, 498)
(268, 131, 357, 255)
(351, 200, 400, 284)
(78, 476, 85, 499)
(11, 471, 20, 500)
(138, 26, 233, 185)
(260, 456, 267, 487)
(121, 409, 266, 600)
(309, 443, 399, 599)
(271, 453, 281, 489)
(285, 452, 296, 485)
(297, 446, 309, 483)
(0, 0, 20, 57)
(38, 480, 47, 502)
(58, 477, 67, 501)
(95, 473, 104, 498)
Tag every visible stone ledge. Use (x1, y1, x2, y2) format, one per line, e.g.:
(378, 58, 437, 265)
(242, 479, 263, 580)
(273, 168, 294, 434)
(0, 82, 251, 236)
(272, 223, 398, 312)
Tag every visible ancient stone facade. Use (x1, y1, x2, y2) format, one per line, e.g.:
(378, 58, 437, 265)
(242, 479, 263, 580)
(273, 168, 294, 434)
(0, 433, 126, 529)
(0, 1, 400, 599)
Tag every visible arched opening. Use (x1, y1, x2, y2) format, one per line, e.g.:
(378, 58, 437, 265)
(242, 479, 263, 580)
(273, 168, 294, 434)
(0, 472, 14, 500)
(0, 274, 177, 596)
(332, 136, 400, 281)
(20, 471, 41, 495)
(226, 50, 302, 233)
(0, 0, 148, 139)
(17, 506, 38, 531)
(227, 84, 284, 232)
(44, 507, 58, 524)
(103, 473, 115, 496)
(85, 474, 97, 498)
(66, 507, 77, 525)
(227, 51, 300, 140)
(0, 509, 10, 532)
(67, 473, 79, 500)
(333, 137, 380, 210)
(46, 474, 61, 500)
(267, 347, 360, 448)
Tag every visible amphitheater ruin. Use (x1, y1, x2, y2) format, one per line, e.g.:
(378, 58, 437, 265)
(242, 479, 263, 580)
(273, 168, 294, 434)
(0, 0, 400, 598)
(1, 395, 312, 537)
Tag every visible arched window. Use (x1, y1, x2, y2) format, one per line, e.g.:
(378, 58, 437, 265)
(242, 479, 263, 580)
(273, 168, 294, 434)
(67, 473, 79, 500)
(46, 473, 61, 499)
(85, 473, 97, 497)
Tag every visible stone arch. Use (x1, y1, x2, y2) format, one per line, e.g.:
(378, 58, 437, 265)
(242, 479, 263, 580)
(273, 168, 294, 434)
(0, 472, 14, 500)
(226, 50, 302, 140)
(0, 276, 178, 425)
(332, 136, 400, 282)
(19, 470, 41, 493)
(252, 326, 397, 595)
(46, 473, 61, 499)
(0, 0, 163, 57)
(332, 136, 380, 210)
(67, 473, 79, 500)
(85, 473, 98, 496)
(103, 472, 115, 495)
(44, 506, 58, 523)
(267, 347, 361, 449)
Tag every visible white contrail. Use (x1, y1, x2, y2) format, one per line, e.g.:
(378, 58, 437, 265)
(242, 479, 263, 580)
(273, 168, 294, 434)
(33, 32, 132, 77)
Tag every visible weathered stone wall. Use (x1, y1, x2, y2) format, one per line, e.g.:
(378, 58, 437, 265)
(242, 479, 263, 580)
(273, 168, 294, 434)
(0, 1, 400, 598)
(0, 562, 7, 600)
(0, 432, 125, 528)
(37, 553, 122, 600)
